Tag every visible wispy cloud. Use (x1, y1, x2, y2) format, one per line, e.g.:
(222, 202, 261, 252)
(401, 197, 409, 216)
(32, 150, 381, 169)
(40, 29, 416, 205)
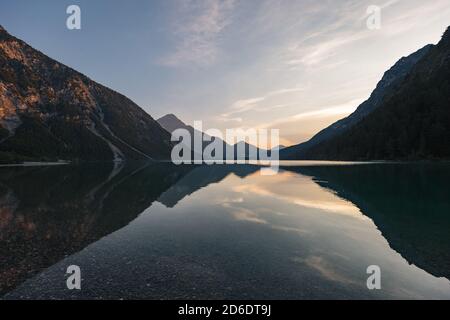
(285, 32, 369, 67)
(160, 0, 235, 67)
(290, 99, 363, 120)
(258, 97, 365, 129)
(153, 0, 450, 144)
(280, 0, 423, 68)
(282, 1, 374, 68)
(381, 0, 450, 36)
(221, 86, 306, 120)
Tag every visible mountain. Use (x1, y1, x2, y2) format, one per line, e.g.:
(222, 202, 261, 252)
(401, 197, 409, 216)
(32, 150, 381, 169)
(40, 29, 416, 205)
(157, 113, 194, 134)
(0, 25, 172, 163)
(158, 113, 220, 160)
(281, 43, 434, 160)
(272, 145, 286, 151)
(157, 114, 262, 160)
(295, 26, 450, 160)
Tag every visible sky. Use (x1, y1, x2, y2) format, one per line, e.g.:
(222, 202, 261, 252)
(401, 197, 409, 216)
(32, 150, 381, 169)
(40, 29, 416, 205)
(1, 0, 449, 146)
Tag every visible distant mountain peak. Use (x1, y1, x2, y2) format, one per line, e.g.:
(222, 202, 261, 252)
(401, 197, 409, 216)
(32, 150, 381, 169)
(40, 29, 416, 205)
(159, 113, 180, 121)
(272, 145, 286, 151)
(157, 114, 189, 133)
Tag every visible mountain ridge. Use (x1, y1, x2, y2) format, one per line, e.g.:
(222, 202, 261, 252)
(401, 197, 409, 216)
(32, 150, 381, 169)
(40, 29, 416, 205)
(157, 113, 192, 133)
(157, 113, 264, 160)
(293, 26, 450, 160)
(281, 43, 434, 159)
(0, 25, 172, 163)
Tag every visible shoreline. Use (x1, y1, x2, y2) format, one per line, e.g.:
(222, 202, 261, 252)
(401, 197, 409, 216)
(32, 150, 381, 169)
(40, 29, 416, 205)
(0, 161, 70, 168)
(0, 159, 449, 168)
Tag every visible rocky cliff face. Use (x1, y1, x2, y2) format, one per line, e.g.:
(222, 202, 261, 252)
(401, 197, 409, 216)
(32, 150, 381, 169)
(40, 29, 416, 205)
(0, 26, 172, 163)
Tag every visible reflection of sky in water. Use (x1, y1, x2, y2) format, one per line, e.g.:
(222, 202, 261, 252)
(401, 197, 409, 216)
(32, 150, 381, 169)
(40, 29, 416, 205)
(229, 171, 364, 218)
(3, 165, 450, 300)
(176, 170, 450, 298)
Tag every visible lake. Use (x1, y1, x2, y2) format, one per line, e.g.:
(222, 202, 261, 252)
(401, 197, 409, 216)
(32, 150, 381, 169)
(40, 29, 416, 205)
(0, 162, 449, 299)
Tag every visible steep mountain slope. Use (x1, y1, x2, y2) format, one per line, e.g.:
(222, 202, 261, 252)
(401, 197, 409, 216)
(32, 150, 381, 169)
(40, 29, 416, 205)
(298, 27, 450, 160)
(281, 44, 433, 159)
(0, 25, 172, 163)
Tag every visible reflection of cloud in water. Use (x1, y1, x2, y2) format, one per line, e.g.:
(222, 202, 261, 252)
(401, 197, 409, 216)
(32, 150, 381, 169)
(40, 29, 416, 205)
(230, 171, 366, 220)
(227, 206, 268, 225)
(295, 256, 357, 285)
(219, 197, 244, 204)
(271, 225, 310, 235)
(223, 200, 312, 235)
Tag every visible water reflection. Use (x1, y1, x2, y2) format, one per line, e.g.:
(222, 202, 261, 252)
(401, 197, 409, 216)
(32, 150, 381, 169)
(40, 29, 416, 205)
(158, 165, 259, 208)
(0, 162, 449, 299)
(0, 162, 192, 295)
(284, 164, 450, 280)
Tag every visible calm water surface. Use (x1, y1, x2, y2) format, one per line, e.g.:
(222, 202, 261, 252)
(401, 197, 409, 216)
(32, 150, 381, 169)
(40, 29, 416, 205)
(0, 162, 449, 299)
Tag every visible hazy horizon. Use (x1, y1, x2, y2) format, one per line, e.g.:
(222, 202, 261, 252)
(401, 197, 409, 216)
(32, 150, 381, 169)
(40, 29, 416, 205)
(1, 0, 449, 146)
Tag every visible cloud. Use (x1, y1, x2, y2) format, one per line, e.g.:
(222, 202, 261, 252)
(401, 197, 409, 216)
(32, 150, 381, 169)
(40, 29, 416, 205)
(302, 256, 357, 284)
(283, 1, 381, 68)
(232, 182, 363, 218)
(291, 98, 364, 120)
(154, 0, 450, 144)
(258, 97, 365, 129)
(221, 86, 306, 119)
(160, 0, 235, 67)
(265, 96, 369, 146)
(381, 0, 450, 37)
(286, 31, 370, 66)
(280, 0, 435, 68)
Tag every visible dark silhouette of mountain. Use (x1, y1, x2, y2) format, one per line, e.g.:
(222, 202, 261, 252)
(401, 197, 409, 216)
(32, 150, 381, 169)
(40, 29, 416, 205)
(0, 162, 259, 296)
(281, 44, 433, 160)
(306, 28, 450, 160)
(0, 162, 192, 296)
(0, 26, 172, 163)
(157, 113, 194, 134)
(272, 145, 286, 151)
(158, 165, 259, 207)
(283, 163, 450, 279)
(158, 113, 224, 160)
(157, 114, 263, 160)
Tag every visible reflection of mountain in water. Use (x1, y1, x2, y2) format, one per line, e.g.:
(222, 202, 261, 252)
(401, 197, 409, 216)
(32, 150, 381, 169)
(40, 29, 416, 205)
(2, 163, 449, 297)
(0, 162, 192, 295)
(158, 165, 259, 208)
(284, 164, 450, 280)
